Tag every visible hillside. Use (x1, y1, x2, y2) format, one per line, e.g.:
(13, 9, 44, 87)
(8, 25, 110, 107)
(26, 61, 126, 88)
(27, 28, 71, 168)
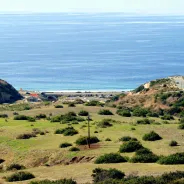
(114, 76, 184, 115)
(0, 79, 22, 104)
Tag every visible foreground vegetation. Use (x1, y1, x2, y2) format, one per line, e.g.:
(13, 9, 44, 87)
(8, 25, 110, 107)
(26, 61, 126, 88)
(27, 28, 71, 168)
(0, 99, 184, 183)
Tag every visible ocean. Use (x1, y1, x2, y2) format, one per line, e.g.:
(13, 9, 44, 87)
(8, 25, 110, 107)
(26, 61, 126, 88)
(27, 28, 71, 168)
(0, 13, 184, 91)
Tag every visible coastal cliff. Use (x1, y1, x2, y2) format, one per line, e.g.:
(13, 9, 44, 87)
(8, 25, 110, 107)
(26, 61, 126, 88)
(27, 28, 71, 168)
(0, 79, 22, 104)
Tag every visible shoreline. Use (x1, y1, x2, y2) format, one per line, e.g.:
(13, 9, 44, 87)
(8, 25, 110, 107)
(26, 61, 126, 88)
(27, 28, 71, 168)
(19, 89, 132, 93)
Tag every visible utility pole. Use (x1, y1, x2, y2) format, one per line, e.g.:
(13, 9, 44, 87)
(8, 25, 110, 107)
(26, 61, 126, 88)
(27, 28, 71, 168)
(87, 115, 91, 148)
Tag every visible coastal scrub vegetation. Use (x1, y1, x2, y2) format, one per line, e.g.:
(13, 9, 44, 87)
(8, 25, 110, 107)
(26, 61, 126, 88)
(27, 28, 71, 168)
(119, 140, 143, 153)
(98, 109, 113, 115)
(76, 136, 100, 145)
(55, 127, 78, 136)
(142, 131, 162, 141)
(5, 171, 35, 182)
(95, 153, 127, 164)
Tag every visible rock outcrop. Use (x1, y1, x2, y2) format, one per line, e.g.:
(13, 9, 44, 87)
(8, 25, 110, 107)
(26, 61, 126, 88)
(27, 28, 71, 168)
(0, 79, 22, 104)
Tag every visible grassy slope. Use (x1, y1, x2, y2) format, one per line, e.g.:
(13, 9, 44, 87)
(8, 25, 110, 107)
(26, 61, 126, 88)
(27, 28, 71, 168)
(0, 104, 184, 183)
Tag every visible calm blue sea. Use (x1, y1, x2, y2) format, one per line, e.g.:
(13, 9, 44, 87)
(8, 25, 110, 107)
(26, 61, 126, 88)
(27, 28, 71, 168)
(0, 13, 184, 91)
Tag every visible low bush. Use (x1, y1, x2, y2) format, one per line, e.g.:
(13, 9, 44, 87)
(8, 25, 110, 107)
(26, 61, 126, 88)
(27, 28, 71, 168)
(55, 105, 63, 108)
(179, 118, 184, 124)
(55, 127, 78, 136)
(14, 115, 35, 122)
(93, 171, 184, 184)
(69, 147, 80, 152)
(132, 107, 149, 117)
(97, 119, 113, 128)
(92, 168, 125, 183)
(27, 117, 36, 122)
(147, 112, 159, 118)
(119, 140, 143, 153)
(158, 153, 184, 165)
(59, 143, 72, 148)
(78, 110, 89, 116)
(136, 118, 153, 125)
(30, 179, 77, 184)
(51, 112, 85, 123)
(161, 114, 174, 120)
(0, 158, 5, 164)
(85, 100, 103, 106)
(16, 133, 36, 139)
(119, 136, 137, 142)
(131, 148, 159, 163)
(6, 171, 35, 182)
(116, 109, 131, 117)
(68, 103, 75, 107)
(76, 136, 100, 145)
(0, 114, 8, 118)
(6, 164, 26, 171)
(98, 109, 113, 115)
(105, 138, 112, 141)
(95, 153, 127, 164)
(142, 131, 162, 141)
(35, 114, 47, 119)
(169, 140, 178, 147)
(178, 124, 184, 129)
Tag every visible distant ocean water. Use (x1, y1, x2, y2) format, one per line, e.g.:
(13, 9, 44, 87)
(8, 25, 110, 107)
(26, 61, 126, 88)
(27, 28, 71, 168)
(0, 13, 184, 91)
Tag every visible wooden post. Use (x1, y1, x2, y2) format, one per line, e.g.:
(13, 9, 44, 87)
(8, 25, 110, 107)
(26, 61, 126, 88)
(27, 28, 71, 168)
(87, 115, 91, 148)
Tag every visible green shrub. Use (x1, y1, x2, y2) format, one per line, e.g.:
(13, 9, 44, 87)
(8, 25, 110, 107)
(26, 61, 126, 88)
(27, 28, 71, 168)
(55, 105, 64, 108)
(76, 136, 100, 145)
(95, 153, 127, 164)
(69, 147, 80, 152)
(14, 115, 33, 121)
(0, 114, 8, 118)
(30, 179, 77, 184)
(98, 109, 113, 115)
(97, 119, 113, 128)
(116, 109, 131, 117)
(142, 131, 162, 141)
(55, 127, 78, 136)
(27, 117, 36, 122)
(78, 110, 89, 116)
(132, 107, 149, 117)
(179, 118, 184, 124)
(59, 143, 72, 148)
(16, 133, 36, 139)
(85, 100, 103, 106)
(131, 148, 159, 163)
(0, 158, 5, 164)
(178, 124, 184, 129)
(119, 136, 137, 142)
(105, 138, 112, 141)
(158, 153, 184, 165)
(147, 112, 159, 118)
(92, 168, 125, 183)
(169, 140, 178, 147)
(68, 103, 75, 107)
(136, 118, 153, 125)
(50, 115, 61, 122)
(134, 85, 145, 93)
(35, 114, 47, 119)
(161, 114, 174, 120)
(50, 112, 85, 123)
(119, 140, 143, 153)
(6, 164, 26, 171)
(6, 171, 35, 182)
